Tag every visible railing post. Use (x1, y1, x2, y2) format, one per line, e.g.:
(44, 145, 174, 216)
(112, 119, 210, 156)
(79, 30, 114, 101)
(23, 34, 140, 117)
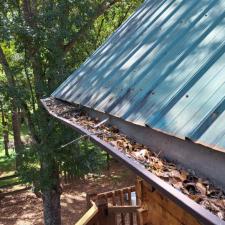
(97, 198, 108, 225)
(86, 192, 97, 209)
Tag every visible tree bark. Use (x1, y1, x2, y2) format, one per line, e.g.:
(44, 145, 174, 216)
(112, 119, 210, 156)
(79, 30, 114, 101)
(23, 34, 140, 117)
(11, 108, 23, 168)
(43, 191, 61, 225)
(3, 129, 9, 157)
(22, 102, 39, 143)
(0, 101, 9, 157)
(42, 161, 62, 225)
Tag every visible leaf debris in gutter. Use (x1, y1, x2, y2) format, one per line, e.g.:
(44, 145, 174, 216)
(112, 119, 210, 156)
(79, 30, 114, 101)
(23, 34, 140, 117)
(44, 97, 225, 220)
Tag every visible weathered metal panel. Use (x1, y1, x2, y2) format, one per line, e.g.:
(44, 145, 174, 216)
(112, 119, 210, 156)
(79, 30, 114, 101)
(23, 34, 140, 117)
(52, 0, 225, 152)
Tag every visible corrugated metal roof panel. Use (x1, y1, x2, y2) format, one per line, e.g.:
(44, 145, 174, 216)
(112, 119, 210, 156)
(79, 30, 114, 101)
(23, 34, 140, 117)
(52, 0, 225, 152)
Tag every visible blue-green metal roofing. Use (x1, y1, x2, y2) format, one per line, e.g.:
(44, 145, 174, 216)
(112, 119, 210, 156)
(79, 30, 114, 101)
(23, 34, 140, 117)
(52, 0, 225, 152)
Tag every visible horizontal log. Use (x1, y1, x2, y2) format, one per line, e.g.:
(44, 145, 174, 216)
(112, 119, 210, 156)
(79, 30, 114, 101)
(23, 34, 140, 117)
(0, 181, 21, 189)
(108, 204, 140, 213)
(0, 174, 19, 181)
(0, 186, 31, 197)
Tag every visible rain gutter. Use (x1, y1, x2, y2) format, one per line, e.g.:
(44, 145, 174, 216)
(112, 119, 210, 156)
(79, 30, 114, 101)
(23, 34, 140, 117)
(41, 98, 225, 225)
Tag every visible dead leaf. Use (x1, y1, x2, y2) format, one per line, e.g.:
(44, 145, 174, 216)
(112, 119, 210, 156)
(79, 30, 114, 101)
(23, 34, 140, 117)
(139, 149, 150, 159)
(131, 151, 145, 161)
(180, 170, 188, 181)
(189, 194, 204, 203)
(110, 141, 118, 147)
(172, 181, 183, 190)
(196, 182, 207, 195)
(183, 182, 197, 195)
(207, 188, 223, 198)
(169, 170, 181, 179)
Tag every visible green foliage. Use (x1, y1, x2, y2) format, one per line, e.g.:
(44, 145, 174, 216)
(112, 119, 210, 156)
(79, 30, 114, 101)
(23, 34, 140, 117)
(54, 123, 107, 176)
(18, 120, 107, 190)
(0, 0, 143, 191)
(0, 176, 20, 187)
(0, 140, 16, 174)
(59, 140, 107, 178)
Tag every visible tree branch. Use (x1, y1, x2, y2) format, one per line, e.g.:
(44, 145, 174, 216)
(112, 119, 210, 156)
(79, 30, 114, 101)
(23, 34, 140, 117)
(63, 0, 121, 53)
(95, 18, 105, 48)
(21, 102, 39, 143)
(0, 46, 15, 87)
(117, 4, 132, 28)
(22, 0, 36, 28)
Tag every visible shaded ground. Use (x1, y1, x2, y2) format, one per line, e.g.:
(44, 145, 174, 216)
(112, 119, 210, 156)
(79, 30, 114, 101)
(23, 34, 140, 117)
(0, 160, 135, 225)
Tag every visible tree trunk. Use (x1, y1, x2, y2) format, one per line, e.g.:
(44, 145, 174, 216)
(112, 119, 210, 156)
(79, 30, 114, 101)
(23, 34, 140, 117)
(22, 102, 39, 143)
(0, 101, 9, 157)
(42, 189, 61, 225)
(42, 161, 61, 225)
(11, 106, 23, 169)
(3, 130, 9, 157)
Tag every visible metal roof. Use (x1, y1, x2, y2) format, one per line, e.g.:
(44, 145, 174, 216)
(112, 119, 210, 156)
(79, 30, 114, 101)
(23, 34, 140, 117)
(52, 0, 225, 153)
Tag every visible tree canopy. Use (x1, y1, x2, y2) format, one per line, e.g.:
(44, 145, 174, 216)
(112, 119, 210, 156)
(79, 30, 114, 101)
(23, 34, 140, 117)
(0, 1, 142, 224)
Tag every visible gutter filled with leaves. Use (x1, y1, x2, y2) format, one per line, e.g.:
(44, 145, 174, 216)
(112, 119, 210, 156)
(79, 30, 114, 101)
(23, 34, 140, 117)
(41, 97, 225, 225)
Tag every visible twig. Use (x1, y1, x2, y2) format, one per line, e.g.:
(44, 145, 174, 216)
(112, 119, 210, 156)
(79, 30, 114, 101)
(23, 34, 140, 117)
(59, 131, 102, 149)
(93, 118, 109, 128)
(59, 119, 109, 149)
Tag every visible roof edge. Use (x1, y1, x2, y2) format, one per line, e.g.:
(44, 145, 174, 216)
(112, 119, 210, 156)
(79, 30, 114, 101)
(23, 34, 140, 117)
(41, 97, 225, 225)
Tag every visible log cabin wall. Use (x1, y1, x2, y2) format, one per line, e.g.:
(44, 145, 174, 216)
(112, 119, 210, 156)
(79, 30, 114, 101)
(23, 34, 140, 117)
(136, 178, 201, 225)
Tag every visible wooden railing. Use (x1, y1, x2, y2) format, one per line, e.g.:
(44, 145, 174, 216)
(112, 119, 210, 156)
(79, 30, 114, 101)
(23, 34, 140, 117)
(76, 201, 99, 225)
(76, 186, 142, 225)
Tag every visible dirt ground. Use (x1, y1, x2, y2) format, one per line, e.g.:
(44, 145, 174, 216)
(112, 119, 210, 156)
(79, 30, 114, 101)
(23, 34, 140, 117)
(0, 160, 136, 225)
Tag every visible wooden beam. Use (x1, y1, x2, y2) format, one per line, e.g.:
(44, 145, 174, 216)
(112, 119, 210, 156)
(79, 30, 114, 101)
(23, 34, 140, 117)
(108, 204, 140, 213)
(97, 186, 135, 198)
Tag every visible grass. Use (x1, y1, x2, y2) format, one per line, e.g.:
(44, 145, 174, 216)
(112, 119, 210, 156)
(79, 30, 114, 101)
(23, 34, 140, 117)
(0, 139, 16, 172)
(0, 176, 20, 187)
(0, 121, 29, 176)
(0, 136, 17, 187)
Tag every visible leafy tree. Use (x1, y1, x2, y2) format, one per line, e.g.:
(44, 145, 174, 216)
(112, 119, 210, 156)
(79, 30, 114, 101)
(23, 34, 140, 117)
(0, 0, 142, 224)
